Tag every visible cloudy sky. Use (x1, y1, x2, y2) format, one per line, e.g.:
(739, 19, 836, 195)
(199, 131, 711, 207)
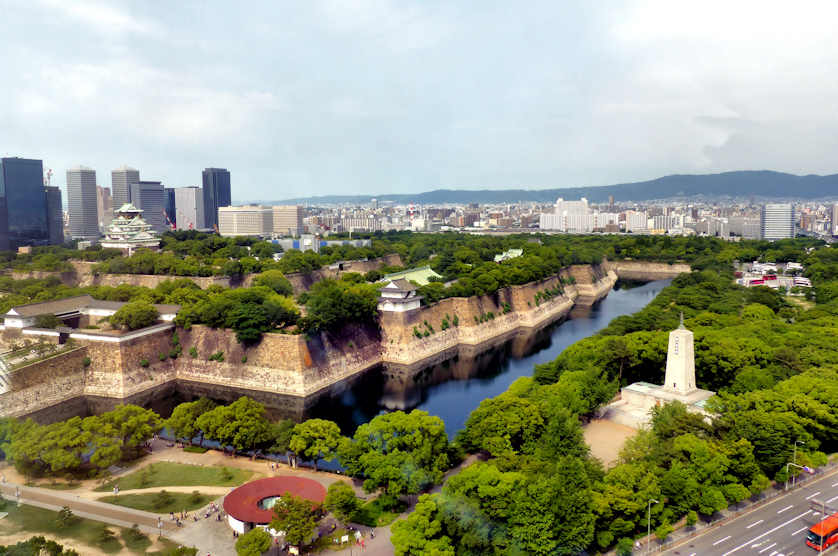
(3, 1, 838, 201)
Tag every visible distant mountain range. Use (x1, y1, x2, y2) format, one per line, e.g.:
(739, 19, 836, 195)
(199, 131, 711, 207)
(269, 170, 838, 205)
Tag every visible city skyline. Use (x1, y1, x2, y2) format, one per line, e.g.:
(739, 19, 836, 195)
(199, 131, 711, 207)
(5, 2, 838, 199)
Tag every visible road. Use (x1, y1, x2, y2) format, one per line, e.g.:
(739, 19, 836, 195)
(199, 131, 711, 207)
(664, 472, 838, 556)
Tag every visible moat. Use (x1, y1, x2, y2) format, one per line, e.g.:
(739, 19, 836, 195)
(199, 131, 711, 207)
(308, 278, 670, 435)
(13, 277, 670, 435)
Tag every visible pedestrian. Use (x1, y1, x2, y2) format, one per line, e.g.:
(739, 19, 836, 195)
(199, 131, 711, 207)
(170, 512, 175, 521)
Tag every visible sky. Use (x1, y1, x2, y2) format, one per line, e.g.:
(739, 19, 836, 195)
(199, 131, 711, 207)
(3, 0, 838, 202)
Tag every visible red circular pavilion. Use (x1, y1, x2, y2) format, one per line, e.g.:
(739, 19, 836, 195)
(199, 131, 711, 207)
(223, 476, 327, 533)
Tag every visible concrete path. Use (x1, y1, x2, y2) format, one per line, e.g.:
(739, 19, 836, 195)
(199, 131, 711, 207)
(0, 481, 182, 537)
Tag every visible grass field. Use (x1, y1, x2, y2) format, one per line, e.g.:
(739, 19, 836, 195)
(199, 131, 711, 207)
(0, 503, 123, 554)
(98, 490, 216, 514)
(95, 462, 252, 492)
(0, 501, 195, 555)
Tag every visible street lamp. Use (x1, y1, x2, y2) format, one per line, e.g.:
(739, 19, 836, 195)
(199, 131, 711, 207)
(793, 440, 806, 489)
(647, 499, 659, 555)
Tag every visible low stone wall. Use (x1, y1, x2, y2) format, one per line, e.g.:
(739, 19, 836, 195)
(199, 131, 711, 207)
(605, 260, 691, 281)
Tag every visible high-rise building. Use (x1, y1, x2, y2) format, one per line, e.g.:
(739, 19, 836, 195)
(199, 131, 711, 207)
(217, 205, 272, 237)
(832, 204, 838, 236)
(97, 186, 113, 231)
(174, 186, 204, 230)
(0, 157, 51, 250)
(164, 187, 176, 229)
(129, 181, 166, 233)
(761, 203, 795, 240)
(66, 166, 99, 240)
(111, 166, 139, 209)
(202, 168, 231, 231)
(272, 205, 303, 237)
(44, 186, 64, 245)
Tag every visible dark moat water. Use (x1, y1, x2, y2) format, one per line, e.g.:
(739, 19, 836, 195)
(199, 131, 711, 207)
(308, 279, 670, 436)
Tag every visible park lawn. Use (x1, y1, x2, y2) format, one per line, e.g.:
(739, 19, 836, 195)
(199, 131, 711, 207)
(0, 503, 124, 554)
(120, 525, 152, 554)
(95, 461, 252, 492)
(98, 490, 215, 513)
(311, 527, 352, 552)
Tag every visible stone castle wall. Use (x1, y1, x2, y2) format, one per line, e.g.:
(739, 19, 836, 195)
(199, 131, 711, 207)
(9, 254, 404, 293)
(1, 259, 635, 420)
(605, 260, 691, 281)
(0, 348, 88, 418)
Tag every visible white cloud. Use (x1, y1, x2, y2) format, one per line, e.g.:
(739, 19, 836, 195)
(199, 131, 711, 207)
(38, 0, 160, 36)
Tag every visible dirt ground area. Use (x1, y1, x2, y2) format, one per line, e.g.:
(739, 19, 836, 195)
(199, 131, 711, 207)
(583, 419, 638, 468)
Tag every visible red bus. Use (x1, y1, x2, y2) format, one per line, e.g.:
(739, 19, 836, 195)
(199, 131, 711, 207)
(763, 274, 777, 281)
(806, 513, 838, 550)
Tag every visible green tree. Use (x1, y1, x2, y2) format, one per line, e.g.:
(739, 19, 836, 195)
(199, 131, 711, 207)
(391, 494, 456, 556)
(235, 527, 272, 556)
(110, 301, 160, 330)
(324, 481, 360, 522)
(339, 410, 451, 495)
(252, 270, 294, 296)
(95, 405, 162, 459)
(196, 397, 273, 453)
(300, 279, 379, 332)
(166, 398, 217, 446)
(289, 419, 342, 472)
(269, 493, 319, 548)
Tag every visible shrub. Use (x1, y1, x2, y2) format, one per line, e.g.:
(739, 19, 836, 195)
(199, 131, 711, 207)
(686, 510, 698, 527)
(169, 346, 182, 359)
(209, 351, 225, 362)
(189, 346, 198, 358)
(152, 490, 174, 510)
(159, 353, 168, 362)
(83, 356, 91, 367)
(189, 490, 203, 504)
(139, 358, 150, 368)
(110, 301, 159, 331)
(56, 505, 76, 529)
(34, 313, 62, 329)
(241, 355, 248, 363)
(414, 327, 423, 338)
(452, 315, 459, 326)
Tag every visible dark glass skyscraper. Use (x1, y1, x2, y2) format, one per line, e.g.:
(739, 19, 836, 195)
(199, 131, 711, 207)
(164, 187, 176, 228)
(0, 157, 50, 250)
(45, 186, 64, 245)
(202, 168, 231, 231)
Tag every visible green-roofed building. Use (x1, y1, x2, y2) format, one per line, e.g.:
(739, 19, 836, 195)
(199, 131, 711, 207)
(381, 265, 443, 286)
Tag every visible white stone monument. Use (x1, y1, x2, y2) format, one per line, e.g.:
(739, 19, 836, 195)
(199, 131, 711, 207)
(603, 313, 715, 429)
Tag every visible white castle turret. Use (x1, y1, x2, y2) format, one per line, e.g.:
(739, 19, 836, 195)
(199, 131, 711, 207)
(663, 313, 696, 395)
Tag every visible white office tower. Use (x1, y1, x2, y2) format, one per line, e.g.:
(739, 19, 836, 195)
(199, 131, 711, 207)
(272, 205, 303, 237)
(761, 203, 795, 240)
(832, 204, 838, 236)
(539, 198, 593, 231)
(625, 210, 648, 233)
(66, 166, 99, 240)
(111, 166, 140, 209)
(175, 186, 205, 230)
(218, 205, 273, 237)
